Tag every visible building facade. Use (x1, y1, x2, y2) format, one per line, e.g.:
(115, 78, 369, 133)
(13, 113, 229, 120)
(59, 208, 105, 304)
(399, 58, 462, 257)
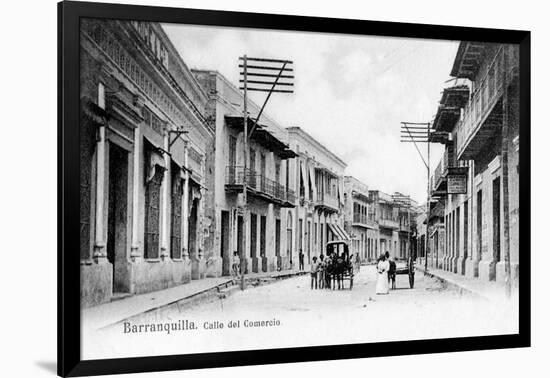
(193, 70, 297, 276)
(429, 42, 520, 283)
(287, 127, 348, 269)
(79, 20, 215, 307)
(343, 176, 378, 262)
(368, 191, 399, 258)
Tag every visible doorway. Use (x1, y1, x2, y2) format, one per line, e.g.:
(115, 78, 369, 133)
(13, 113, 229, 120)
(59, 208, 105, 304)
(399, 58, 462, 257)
(492, 177, 501, 280)
(221, 210, 230, 276)
(237, 215, 244, 272)
(107, 143, 129, 294)
(189, 196, 199, 279)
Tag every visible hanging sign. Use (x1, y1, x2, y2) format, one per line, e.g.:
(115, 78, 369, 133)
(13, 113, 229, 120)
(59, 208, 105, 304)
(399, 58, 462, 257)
(447, 174, 467, 194)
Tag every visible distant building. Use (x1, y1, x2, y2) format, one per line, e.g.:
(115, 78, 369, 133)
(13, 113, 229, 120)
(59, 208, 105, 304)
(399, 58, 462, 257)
(193, 70, 297, 275)
(343, 176, 378, 262)
(429, 42, 519, 283)
(368, 191, 399, 258)
(287, 127, 348, 267)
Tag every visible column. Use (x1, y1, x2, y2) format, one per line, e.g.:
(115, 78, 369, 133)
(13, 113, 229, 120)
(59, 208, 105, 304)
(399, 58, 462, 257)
(93, 124, 107, 262)
(160, 131, 170, 259)
(130, 126, 142, 261)
(182, 144, 190, 259)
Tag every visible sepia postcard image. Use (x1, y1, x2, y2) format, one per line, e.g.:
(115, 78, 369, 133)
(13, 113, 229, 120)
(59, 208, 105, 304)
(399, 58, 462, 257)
(78, 17, 521, 360)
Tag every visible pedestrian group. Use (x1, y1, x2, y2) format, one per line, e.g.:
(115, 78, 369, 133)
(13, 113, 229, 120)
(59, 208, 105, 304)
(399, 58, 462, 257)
(375, 251, 396, 294)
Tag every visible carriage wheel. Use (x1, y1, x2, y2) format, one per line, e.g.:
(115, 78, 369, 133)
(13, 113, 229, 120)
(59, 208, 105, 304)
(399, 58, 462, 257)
(409, 272, 415, 289)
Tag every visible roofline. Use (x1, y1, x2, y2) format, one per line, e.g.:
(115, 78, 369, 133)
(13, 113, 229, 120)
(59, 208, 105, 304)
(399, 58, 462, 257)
(287, 126, 347, 168)
(156, 24, 210, 104)
(450, 41, 469, 78)
(344, 176, 369, 195)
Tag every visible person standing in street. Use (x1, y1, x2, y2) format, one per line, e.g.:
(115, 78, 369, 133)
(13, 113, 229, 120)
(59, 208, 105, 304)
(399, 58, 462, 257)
(231, 251, 240, 278)
(386, 252, 397, 289)
(375, 253, 390, 295)
(318, 254, 325, 289)
(310, 256, 319, 289)
(299, 249, 304, 271)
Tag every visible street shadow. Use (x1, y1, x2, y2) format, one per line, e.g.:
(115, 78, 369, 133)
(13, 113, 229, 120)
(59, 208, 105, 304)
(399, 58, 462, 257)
(35, 361, 56, 374)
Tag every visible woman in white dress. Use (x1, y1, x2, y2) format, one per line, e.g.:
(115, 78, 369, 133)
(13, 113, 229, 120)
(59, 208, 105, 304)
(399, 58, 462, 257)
(375, 254, 390, 295)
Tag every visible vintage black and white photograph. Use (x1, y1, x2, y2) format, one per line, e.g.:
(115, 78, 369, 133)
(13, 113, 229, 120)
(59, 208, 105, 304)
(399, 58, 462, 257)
(78, 17, 522, 361)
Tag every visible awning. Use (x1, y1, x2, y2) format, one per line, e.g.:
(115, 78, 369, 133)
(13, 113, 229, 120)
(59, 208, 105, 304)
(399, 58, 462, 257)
(308, 163, 317, 202)
(338, 179, 344, 206)
(145, 144, 166, 183)
(81, 97, 108, 125)
(170, 137, 186, 168)
(224, 115, 297, 159)
(328, 224, 351, 241)
(299, 161, 307, 193)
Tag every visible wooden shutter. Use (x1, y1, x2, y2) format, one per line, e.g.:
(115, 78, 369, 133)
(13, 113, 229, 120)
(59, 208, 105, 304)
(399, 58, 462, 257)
(144, 169, 162, 259)
(170, 164, 183, 259)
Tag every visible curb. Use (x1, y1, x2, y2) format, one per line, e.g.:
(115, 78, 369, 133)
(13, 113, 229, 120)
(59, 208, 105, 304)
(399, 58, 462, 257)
(100, 271, 307, 330)
(417, 267, 489, 301)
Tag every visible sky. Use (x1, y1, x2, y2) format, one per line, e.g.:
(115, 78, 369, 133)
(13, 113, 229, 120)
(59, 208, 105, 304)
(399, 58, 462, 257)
(163, 23, 459, 203)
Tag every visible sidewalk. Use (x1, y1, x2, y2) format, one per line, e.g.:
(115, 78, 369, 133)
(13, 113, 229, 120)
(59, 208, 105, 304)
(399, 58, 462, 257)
(82, 269, 306, 331)
(417, 266, 519, 304)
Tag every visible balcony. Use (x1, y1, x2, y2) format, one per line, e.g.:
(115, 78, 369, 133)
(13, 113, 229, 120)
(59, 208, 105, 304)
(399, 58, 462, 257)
(352, 213, 378, 229)
(432, 151, 469, 197)
(225, 166, 296, 207)
(432, 158, 447, 195)
(315, 193, 339, 213)
(432, 82, 470, 133)
(399, 222, 411, 233)
(378, 218, 399, 230)
(456, 45, 518, 160)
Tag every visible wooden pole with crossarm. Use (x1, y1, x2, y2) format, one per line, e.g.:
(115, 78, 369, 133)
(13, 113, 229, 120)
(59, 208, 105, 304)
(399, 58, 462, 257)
(239, 56, 294, 290)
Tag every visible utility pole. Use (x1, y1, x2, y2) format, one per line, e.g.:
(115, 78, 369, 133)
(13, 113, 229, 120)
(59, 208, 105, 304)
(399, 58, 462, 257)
(430, 123, 432, 272)
(241, 55, 249, 291)
(400, 122, 431, 274)
(238, 56, 294, 290)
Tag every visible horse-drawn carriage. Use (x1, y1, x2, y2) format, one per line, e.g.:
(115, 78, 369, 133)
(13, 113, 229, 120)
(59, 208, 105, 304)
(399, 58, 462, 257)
(394, 256, 415, 289)
(325, 240, 354, 290)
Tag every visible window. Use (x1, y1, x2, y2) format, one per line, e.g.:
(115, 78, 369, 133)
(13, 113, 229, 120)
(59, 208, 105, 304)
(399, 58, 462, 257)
(98, 82, 105, 109)
(250, 149, 256, 173)
(286, 212, 293, 257)
(275, 219, 281, 257)
(228, 135, 237, 168)
(260, 216, 267, 258)
(285, 161, 289, 190)
(477, 190, 483, 262)
(250, 213, 257, 258)
(493, 177, 501, 262)
(275, 162, 281, 184)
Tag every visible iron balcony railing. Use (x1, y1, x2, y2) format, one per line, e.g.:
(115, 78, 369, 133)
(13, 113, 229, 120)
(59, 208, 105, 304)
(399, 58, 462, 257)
(315, 193, 339, 211)
(456, 46, 518, 157)
(399, 221, 411, 232)
(353, 213, 378, 229)
(225, 166, 296, 204)
(378, 217, 399, 230)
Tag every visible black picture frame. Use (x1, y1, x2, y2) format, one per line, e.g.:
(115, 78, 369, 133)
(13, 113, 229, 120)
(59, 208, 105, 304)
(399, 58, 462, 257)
(58, 1, 531, 376)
